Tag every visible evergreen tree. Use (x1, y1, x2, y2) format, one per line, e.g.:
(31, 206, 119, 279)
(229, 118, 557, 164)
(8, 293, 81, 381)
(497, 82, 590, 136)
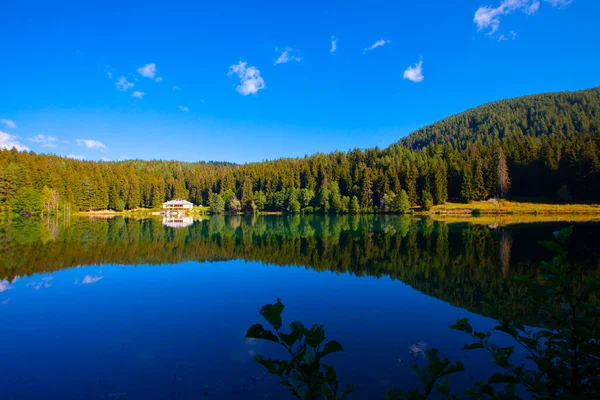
(12, 187, 42, 216)
(349, 196, 360, 214)
(473, 163, 486, 201)
(209, 193, 225, 214)
(393, 190, 410, 214)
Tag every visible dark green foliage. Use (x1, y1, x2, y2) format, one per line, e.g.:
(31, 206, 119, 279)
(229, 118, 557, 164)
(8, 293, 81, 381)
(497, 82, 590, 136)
(420, 190, 433, 211)
(289, 199, 301, 214)
(1, 87, 599, 214)
(393, 190, 410, 214)
(391, 226, 600, 399)
(399, 87, 600, 151)
(349, 196, 360, 214)
(385, 349, 465, 400)
(209, 193, 225, 214)
(2, 216, 563, 324)
(246, 299, 355, 399)
(12, 187, 42, 216)
(247, 227, 599, 399)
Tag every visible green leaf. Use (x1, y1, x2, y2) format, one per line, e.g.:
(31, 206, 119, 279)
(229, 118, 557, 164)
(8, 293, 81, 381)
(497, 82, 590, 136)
(279, 330, 301, 347)
(440, 360, 464, 378)
(259, 298, 285, 331)
(463, 343, 484, 350)
(254, 355, 278, 374)
(538, 240, 563, 255)
(246, 324, 279, 343)
(487, 372, 520, 385)
(493, 322, 518, 338)
(289, 320, 306, 333)
(320, 340, 344, 358)
(341, 384, 357, 399)
(322, 363, 338, 385)
(306, 324, 326, 347)
(302, 347, 316, 365)
(450, 318, 472, 334)
(553, 225, 573, 245)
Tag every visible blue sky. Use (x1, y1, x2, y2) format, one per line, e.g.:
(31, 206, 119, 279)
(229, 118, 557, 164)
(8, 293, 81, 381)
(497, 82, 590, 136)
(1, 0, 598, 163)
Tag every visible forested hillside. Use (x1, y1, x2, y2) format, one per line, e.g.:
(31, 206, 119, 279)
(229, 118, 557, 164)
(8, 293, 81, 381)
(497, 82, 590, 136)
(398, 87, 600, 150)
(1, 87, 599, 214)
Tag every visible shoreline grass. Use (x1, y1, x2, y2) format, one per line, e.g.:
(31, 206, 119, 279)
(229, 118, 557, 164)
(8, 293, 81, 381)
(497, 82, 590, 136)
(429, 200, 600, 216)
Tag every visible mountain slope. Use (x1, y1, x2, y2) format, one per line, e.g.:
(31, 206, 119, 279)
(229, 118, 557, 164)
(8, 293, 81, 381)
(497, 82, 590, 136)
(397, 87, 600, 151)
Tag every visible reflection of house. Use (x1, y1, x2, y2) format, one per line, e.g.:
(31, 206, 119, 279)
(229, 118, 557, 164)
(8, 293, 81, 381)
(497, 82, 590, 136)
(162, 216, 195, 228)
(162, 199, 194, 210)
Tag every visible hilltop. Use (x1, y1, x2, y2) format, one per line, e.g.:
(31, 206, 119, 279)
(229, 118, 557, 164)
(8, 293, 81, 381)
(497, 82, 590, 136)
(396, 86, 600, 151)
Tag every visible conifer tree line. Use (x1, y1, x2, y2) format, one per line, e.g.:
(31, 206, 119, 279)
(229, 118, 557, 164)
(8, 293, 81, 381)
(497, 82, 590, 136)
(1, 87, 599, 214)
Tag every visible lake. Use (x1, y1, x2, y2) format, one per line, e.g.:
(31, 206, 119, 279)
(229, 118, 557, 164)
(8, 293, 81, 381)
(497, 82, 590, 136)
(1, 215, 599, 399)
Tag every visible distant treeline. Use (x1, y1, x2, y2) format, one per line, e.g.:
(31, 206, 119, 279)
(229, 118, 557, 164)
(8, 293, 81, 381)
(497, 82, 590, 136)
(2, 216, 599, 322)
(1, 87, 599, 214)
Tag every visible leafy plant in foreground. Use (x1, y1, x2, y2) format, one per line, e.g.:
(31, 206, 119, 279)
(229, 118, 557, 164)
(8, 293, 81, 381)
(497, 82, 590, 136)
(248, 227, 599, 399)
(388, 225, 600, 399)
(245, 298, 356, 399)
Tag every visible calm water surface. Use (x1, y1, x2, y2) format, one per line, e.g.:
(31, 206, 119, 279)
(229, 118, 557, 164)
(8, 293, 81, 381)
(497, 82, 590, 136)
(1, 215, 599, 399)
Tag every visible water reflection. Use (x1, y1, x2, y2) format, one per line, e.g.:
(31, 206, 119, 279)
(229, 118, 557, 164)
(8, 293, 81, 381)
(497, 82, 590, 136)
(1, 215, 599, 322)
(25, 276, 53, 290)
(162, 216, 195, 228)
(75, 275, 103, 285)
(0, 279, 14, 292)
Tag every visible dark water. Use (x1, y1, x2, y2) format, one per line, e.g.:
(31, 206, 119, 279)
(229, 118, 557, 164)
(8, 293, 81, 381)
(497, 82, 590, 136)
(1, 215, 599, 399)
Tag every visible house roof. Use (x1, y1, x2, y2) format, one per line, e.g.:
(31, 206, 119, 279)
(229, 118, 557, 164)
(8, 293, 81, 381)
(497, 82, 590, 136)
(163, 199, 193, 205)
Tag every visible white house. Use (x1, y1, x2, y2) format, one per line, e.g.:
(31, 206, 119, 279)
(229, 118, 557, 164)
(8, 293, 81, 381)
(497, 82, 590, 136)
(162, 199, 194, 210)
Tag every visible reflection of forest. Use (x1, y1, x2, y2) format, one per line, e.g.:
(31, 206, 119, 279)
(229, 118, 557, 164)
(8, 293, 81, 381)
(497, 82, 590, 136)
(1, 215, 598, 321)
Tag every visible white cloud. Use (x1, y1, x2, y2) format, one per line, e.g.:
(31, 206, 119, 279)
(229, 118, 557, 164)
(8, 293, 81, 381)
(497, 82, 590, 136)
(474, 1, 538, 35)
(115, 76, 134, 91)
(1, 298, 9, 305)
(28, 134, 58, 148)
(178, 105, 189, 112)
(228, 61, 266, 96)
(498, 30, 518, 41)
(363, 39, 391, 53)
(67, 154, 85, 160)
(0, 131, 29, 151)
(545, 0, 573, 6)
(26, 277, 53, 290)
(132, 90, 145, 99)
(1, 119, 17, 129)
(137, 63, 161, 82)
(76, 139, 106, 150)
(474, 0, 571, 37)
(274, 47, 301, 65)
(101, 157, 112, 161)
(76, 275, 103, 285)
(137, 63, 156, 79)
(172, 85, 181, 91)
(403, 59, 424, 83)
(0, 280, 13, 293)
(107, 71, 113, 79)
(330, 36, 337, 53)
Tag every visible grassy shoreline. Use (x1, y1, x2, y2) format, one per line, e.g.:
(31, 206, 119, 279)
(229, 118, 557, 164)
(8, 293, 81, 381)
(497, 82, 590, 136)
(72, 201, 600, 217)
(428, 200, 600, 216)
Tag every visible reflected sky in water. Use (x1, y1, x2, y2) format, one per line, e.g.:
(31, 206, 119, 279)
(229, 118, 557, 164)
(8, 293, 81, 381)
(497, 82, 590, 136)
(0, 216, 599, 399)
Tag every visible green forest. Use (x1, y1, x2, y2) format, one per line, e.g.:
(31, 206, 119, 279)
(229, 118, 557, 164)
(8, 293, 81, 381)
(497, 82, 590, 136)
(1, 87, 599, 215)
(6, 215, 599, 322)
